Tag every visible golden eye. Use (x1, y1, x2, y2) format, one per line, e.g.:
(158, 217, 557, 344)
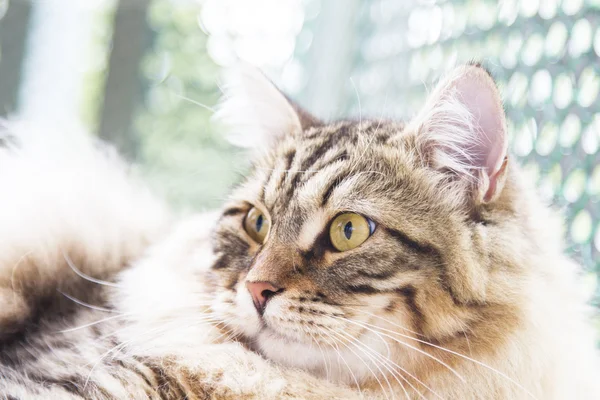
(244, 207, 270, 244)
(329, 213, 376, 252)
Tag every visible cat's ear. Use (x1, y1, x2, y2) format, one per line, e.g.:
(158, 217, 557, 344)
(409, 64, 508, 204)
(215, 66, 321, 148)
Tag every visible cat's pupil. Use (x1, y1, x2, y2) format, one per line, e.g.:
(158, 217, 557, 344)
(256, 214, 264, 232)
(344, 221, 353, 239)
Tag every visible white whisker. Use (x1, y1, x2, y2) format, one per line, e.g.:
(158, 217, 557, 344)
(345, 315, 537, 399)
(308, 329, 331, 380)
(330, 316, 442, 400)
(318, 329, 363, 396)
(10, 250, 33, 293)
(63, 252, 120, 288)
(172, 93, 216, 113)
(58, 290, 117, 313)
(345, 307, 425, 338)
(332, 324, 436, 400)
(327, 314, 466, 383)
(332, 327, 403, 399)
(333, 313, 539, 399)
(57, 314, 128, 334)
(327, 313, 435, 399)
(324, 327, 390, 400)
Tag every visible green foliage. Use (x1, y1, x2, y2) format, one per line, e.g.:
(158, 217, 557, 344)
(135, 0, 246, 210)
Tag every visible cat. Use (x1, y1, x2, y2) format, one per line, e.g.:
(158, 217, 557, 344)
(0, 120, 359, 399)
(0, 63, 599, 399)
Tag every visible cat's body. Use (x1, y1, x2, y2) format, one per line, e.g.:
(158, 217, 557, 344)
(1, 65, 599, 399)
(0, 121, 359, 399)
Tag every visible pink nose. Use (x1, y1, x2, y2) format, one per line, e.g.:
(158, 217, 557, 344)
(246, 281, 283, 315)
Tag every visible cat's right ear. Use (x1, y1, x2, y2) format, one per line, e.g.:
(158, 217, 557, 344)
(215, 66, 321, 148)
(408, 64, 508, 205)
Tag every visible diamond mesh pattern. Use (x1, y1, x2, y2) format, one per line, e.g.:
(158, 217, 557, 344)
(348, 0, 600, 297)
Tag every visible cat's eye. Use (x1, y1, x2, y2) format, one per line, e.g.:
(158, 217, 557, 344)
(244, 207, 270, 244)
(329, 213, 376, 252)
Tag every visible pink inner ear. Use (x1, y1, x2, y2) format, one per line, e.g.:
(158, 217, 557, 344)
(454, 74, 507, 176)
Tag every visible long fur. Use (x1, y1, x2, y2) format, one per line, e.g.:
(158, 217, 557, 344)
(0, 119, 364, 399)
(0, 119, 170, 336)
(214, 66, 303, 148)
(1, 62, 599, 400)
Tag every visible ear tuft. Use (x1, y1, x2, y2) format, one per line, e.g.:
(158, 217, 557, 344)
(214, 65, 305, 148)
(410, 64, 508, 203)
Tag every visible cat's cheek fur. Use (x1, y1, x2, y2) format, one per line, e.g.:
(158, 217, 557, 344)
(4, 63, 599, 399)
(241, 289, 414, 386)
(209, 63, 600, 398)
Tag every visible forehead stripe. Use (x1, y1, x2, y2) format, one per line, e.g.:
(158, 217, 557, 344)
(299, 125, 348, 173)
(260, 168, 274, 203)
(300, 149, 349, 187)
(320, 172, 348, 206)
(276, 149, 297, 190)
(282, 125, 352, 202)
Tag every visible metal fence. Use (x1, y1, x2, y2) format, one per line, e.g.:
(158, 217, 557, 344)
(343, 0, 600, 297)
(0, 0, 598, 296)
(345, 0, 600, 296)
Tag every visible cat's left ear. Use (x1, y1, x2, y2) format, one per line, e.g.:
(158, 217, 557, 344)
(215, 66, 321, 148)
(409, 64, 508, 204)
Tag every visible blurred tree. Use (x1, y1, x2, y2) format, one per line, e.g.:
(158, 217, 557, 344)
(0, 0, 32, 116)
(135, 0, 245, 210)
(99, 0, 152, 157)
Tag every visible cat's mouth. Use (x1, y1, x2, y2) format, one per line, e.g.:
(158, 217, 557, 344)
(233, 286, 346, 347)
(256, 314, 296, 341)
(252, 307, 314, 345)
(254, 323, 319, 356)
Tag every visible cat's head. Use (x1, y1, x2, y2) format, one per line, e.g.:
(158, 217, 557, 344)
(206, 64, 533, 383)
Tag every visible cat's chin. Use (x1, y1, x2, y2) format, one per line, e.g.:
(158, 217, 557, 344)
(254, 326, 332, 371)
(257, 322, 312, 345)
(253, 326, 376, 385)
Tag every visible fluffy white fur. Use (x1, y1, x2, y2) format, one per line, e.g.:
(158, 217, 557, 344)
(0, 119, 170, 329)
(203, 65, 600, 398)
(214, 66, 303, 148)
(0, 119, 365, 399)
(1, 63, 599, 399)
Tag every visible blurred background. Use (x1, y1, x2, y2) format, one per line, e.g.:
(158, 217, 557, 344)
(0, 0, 599, 305)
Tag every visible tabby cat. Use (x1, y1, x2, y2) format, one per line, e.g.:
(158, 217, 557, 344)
(0, 64, 598, 399)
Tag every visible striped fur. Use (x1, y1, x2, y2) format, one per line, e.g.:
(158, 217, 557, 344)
(0, 120, 362, 399)
(1, 64, 599, 399)
(209, 64, 600, 398)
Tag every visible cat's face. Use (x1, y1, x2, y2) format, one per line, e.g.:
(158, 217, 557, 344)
(206, 65, 524, 384)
